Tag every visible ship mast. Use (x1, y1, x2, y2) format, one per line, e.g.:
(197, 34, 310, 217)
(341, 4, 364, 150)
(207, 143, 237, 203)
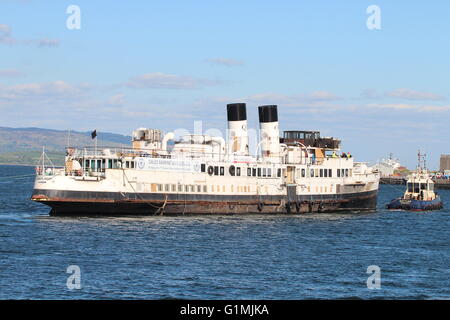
(417, 149, 427, 172)
(42, 146, 45, 174)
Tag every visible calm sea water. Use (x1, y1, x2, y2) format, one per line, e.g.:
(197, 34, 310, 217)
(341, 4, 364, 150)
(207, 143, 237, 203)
(0, 165, 449, 299)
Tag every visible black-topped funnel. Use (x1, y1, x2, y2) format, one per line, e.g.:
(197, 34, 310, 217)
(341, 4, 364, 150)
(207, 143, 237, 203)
(258, 105, 278, 123)
(227, 103, 249, 155)
(258, 105, 280, 161)
(227, 103, 247, 122)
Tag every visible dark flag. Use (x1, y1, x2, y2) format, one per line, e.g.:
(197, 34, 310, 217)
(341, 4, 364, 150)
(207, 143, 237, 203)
(91, 130, 97, 139)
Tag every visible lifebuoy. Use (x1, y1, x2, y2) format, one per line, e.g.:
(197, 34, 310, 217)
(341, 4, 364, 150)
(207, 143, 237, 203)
(207, 166, 214, 176)
(229, 165, 235, 176)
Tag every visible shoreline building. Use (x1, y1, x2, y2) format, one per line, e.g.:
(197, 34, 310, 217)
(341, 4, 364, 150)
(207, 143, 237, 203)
(440, 154, 450, 172)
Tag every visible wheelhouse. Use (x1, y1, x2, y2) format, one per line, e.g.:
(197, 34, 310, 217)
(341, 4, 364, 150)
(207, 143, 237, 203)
(281, 130, 341, 150)
(407, 181, 434, 193)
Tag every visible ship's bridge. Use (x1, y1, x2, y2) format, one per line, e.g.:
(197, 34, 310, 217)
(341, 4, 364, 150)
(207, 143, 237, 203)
(281, 131, 341, 150)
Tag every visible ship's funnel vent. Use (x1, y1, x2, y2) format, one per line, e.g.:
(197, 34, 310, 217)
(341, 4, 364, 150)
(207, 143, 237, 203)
(258, 105, 278, 123)
(227, 103, 247, 121)
(258, 105, 280, 163)
(226, 103, 248, 155)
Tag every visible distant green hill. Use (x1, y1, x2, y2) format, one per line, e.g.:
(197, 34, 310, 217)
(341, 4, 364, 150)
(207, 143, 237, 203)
(0, 127, 131, 166)
(0, 151, 66, 166)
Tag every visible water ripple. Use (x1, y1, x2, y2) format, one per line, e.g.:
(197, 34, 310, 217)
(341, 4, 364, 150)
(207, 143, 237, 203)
(0, 165, 449, 299)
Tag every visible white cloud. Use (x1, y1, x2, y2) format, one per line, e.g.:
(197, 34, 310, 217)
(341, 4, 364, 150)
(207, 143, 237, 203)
(9, 81, 81, 96)
(307, 91, 341, 100)
(38, 38, 60, 47)
(0, 23, 59, 47)
(386, 88, 444, 101)
(245, 91, 341, 107)
(0, 24, 15, 45)
(0, 81, 92, 103)
(206, 58, 244, 67)
(360, 89, 382, 99)
(107, 93, 125, 106)
(367, 103, 450, 112)
(367, 103, 415, 110)
(185, 91, 343, 121)
(0, 69, 24, 77)
(126, 72, 223, 89)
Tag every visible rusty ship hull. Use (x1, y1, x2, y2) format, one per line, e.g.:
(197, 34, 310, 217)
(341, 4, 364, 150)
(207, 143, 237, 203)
(32, 189, 378, 216)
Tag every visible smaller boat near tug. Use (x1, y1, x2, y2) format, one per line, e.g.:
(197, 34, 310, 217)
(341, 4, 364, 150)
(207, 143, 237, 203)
(387, 151, 443, 211)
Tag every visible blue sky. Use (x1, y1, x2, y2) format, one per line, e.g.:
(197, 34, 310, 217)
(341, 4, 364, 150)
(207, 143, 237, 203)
(1, 0, 449, 168)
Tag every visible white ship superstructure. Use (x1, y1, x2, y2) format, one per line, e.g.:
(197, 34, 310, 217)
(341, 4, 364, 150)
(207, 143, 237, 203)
(374, 153, 402, 177)
(31, 104, 379, 215)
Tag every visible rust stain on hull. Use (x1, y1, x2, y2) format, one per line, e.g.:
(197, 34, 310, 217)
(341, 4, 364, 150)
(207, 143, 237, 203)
(31, 193, 378, 216)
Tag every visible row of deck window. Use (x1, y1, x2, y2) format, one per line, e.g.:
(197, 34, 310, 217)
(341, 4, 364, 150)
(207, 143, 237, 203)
(248, 167, 281, 178)
(156, 184, 254, 193)
(152, 183, 335, 194)
(201, 164, 352, 179)
(305, 168, 351, 178)
(407, 182, 433, 193)
(200, 164, 282, 178)
(83, 159, 135, 171)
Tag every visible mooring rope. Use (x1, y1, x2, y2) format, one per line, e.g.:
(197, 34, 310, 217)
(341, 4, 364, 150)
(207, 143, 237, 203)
(380, 180, 405, 193)
(122, 169, 167, 214)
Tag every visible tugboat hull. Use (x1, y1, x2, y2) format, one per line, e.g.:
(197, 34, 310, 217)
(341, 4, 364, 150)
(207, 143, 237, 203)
(386, 196, 443, 211)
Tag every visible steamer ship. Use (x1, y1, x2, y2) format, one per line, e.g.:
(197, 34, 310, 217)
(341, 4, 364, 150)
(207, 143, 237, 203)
(31, 104, 380, 215)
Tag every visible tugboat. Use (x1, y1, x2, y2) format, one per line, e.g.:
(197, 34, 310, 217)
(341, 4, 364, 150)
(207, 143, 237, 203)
(387, 151, 443, 211)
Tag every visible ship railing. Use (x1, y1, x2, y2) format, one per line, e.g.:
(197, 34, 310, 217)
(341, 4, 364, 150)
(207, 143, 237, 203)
(65, 168, 106, 178)
(313, 157, 353, 166)
(66, 146, 262, 163)
(283, 156, 357, 166)
(36, 167, 65, 177)
(67, 146, 147, 158)
(35, 147, 66, 177)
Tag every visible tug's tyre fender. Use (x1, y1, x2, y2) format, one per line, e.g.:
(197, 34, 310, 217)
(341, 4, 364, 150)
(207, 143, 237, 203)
(207, 166, 214, 176)
(257, 202, 264, 212)
(285, 203, 291, 214)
